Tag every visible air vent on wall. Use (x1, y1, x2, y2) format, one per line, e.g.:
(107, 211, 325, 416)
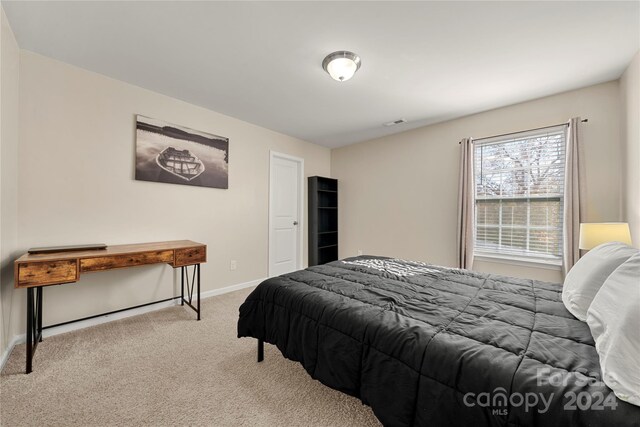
(383, 118, 407, 127)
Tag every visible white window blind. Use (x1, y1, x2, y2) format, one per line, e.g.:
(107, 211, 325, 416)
(474, 125, 566, 261)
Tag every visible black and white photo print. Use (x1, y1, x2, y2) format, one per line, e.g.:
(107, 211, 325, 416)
(135, 115, 229, 189)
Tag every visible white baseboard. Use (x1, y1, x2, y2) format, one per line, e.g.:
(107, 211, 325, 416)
(0, 334, 22, 372)
(0, 277, 264, 371)
(199, 277, 263, 299)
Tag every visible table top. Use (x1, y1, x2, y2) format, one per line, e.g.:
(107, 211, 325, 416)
(15, 240, 205, 264)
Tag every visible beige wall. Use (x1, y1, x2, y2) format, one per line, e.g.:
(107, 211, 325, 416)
(620, 51, 640, 248)
(6, 51, 330, 345)
(1, 8, 20, 360)
(332, 81, 623, 283)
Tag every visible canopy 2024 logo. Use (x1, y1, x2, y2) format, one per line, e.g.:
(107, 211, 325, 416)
(463, 368, 618, 415)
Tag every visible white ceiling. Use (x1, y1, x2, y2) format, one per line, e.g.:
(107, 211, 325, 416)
(3, 1, 639, 148)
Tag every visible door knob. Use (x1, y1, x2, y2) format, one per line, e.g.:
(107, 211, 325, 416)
(293, 221, 299, 226)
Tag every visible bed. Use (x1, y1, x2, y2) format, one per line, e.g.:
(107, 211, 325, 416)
(237, 256, 640, 426)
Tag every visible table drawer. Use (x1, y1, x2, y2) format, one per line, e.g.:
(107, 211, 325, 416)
(80, 250, 174, 272)
(174, 246, 206, 266)
(18, 260, 78, 287)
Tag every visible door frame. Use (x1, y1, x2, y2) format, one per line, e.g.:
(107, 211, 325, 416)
(268, 151, 305, 277)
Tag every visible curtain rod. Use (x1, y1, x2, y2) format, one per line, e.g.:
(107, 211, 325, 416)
(459, 119, 588, 144)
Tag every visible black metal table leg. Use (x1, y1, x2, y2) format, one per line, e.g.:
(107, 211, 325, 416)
(257, 339, 264, 362)
(37, 287, 43, 342)
(181, 266, 184, 306)
(26, 288, 33, 374)
(25, 287, 43, 374)
(180, 264, 200, 320)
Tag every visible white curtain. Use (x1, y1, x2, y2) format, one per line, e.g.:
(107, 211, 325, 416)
(457, 138, 475, 269)
(562, 117, 585, 277)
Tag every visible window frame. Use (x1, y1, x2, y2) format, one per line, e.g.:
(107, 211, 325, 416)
(473, 125, 567, 267)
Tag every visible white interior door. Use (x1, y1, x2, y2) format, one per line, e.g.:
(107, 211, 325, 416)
(269, 152, 303, 277)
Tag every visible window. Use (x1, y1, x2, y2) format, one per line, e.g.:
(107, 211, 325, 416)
(474, 126, 566, 264)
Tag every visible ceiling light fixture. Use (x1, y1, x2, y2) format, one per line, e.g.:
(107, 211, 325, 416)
(322, 51, 361, 82)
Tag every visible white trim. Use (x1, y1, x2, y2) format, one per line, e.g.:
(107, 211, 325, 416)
(268, 151, 304, 278)
(0, 277, 265, 371)
(200, 278, 263, 298)
(474, 252, 562, 270)
(0, 334, 22, 372)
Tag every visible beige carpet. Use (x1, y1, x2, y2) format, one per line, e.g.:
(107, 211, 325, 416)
(0, 288, 380, 426)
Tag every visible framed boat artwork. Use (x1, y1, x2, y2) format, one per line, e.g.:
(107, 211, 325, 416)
(135, 115, 229, 189)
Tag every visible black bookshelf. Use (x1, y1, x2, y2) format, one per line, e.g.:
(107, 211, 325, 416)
(308, 176, 338, 266)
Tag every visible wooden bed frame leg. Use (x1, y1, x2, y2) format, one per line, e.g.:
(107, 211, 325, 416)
(257, 339, 264, 362)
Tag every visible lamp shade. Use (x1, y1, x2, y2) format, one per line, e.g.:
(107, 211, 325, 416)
(579, 223, 632, 250)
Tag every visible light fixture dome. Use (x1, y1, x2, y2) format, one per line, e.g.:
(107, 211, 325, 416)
(322, 51, 361, 82)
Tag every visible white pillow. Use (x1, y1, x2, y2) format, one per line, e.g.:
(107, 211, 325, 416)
(562, 242, 637, 321)
(586, 253, 640, 406)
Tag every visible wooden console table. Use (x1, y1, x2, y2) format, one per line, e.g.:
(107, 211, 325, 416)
(14, 240, 206, 374)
